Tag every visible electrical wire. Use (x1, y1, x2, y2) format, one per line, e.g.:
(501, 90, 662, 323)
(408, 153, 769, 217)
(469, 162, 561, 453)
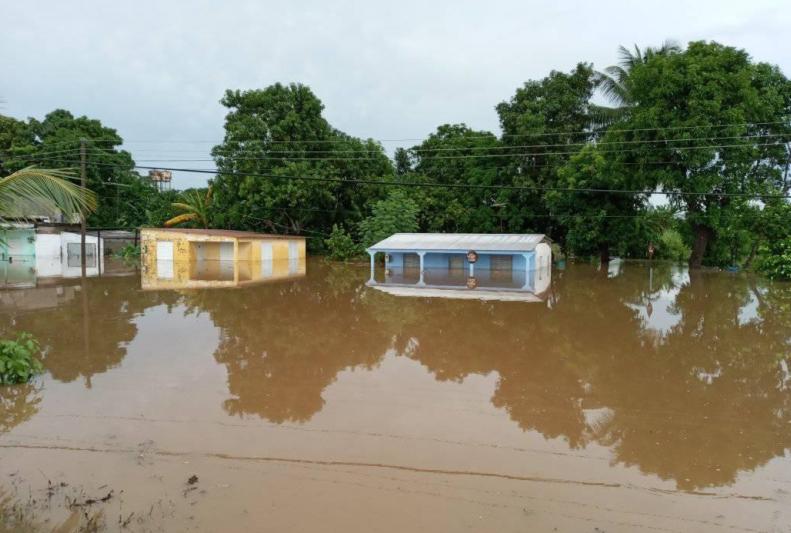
(30, 120, 791, 146)
(114, 163, 790, 199)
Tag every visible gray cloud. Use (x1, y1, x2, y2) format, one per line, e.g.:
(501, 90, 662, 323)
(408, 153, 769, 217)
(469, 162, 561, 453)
(2, 0, 789, 188)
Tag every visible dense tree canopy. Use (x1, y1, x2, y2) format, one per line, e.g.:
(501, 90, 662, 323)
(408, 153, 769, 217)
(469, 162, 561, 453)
(607, 42, 791, 267)
(1, 41, 788, 273)
(0, 109, 172, 227)
(495, 63, 599, 238)
(210, 83, 392, 238)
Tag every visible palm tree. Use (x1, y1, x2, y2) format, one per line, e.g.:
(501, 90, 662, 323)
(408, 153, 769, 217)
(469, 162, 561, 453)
(592, 41, 681, 125)
(0, 166, 97, 221)
(164, 187, 212, 228)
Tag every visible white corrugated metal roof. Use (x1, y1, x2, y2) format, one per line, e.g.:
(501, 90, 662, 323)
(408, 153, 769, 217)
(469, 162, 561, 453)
(367, 233, 547, 252)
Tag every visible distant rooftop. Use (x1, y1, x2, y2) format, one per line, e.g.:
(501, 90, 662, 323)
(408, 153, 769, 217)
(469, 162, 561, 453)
(367, 233, 548, 253)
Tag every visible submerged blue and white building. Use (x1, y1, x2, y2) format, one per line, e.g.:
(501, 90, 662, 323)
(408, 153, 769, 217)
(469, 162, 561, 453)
(366, 233, 552, 301)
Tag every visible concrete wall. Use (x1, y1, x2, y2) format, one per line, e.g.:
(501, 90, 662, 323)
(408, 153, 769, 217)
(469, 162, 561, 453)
(35, 234, 62, 259)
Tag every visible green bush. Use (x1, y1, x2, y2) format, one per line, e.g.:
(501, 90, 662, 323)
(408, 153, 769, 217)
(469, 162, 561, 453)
(756, 238, 791, 280)
(358, 190, 419, 248)
(0, 333, 43, 385)
(115, 243, 141, 261)
(324, 224, 363, 261)
(657, 229, 691, 262)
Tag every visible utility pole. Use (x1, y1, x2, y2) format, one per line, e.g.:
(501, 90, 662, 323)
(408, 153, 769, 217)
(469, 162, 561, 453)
(80, 138, 87, 277)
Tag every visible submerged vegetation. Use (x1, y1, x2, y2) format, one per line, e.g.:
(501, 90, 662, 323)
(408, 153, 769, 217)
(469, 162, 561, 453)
(0, 333, 43, 385)
(0, 40, 789, 275)
(115, 243, 141, 262)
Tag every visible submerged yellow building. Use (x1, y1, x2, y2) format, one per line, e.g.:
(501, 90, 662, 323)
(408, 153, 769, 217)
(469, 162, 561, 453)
(140, 228, 306, 290)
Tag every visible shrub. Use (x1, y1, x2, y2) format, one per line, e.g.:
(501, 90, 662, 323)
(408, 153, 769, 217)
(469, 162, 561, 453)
(0, 333, 43, 385)
(115, 243, 141, 261)
(324, 224, 362, 261)
(657, 229, 691, 262)
(358, 190, 419, 248)
(756, 238, 791, 280)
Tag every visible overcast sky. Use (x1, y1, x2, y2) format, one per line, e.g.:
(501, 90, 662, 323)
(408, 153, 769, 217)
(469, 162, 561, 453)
(2, 0, 789, 188)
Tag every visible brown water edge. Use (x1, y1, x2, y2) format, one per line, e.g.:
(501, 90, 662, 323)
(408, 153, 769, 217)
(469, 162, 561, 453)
(1, 259, 790, 532)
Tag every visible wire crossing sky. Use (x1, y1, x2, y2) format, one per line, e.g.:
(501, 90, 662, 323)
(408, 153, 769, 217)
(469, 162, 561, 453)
(2, 0, 790, 188)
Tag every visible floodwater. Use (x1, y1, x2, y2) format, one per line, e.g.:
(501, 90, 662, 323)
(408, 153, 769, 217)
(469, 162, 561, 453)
(1, 259, 790, 532)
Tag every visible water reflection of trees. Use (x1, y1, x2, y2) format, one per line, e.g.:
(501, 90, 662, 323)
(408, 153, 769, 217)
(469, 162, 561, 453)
(183, 270, 391, 423)
(189, 260, 791, 490)
(0, 383, 41, 434)
(364, 265, 791, 490)
(0, 277, 177, 387)
(8, 262, 785, 491)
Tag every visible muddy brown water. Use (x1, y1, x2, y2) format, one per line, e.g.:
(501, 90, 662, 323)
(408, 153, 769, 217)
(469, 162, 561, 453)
(1, 259, 790, 532)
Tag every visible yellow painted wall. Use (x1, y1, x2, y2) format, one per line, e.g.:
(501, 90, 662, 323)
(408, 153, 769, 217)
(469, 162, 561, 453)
(141, 256, 306, 290)
(244, 238, 306, 262)
(141, 229, 305, 263)
(140, 228, 307, 291)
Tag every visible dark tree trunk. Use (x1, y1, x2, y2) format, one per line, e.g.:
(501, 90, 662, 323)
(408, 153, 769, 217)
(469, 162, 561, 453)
(742, 238, 760, 270)
(599, 242, 610, 266)
(689, 224, 713, 270)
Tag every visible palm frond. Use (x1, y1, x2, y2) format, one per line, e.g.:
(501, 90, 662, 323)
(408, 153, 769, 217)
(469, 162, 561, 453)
(603, 65, 629, 85)
(171, 202, 199, 212)
(164, 213, 198, 227)
(657, 39, 681, 55)
(588, 104, 630, 130)
(0, 166, 96, 220)
(165, 187, 212, 228)
(594, 70, 629, 106)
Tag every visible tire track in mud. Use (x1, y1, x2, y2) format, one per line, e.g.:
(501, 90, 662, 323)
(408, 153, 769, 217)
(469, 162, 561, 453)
(36, 412, 610, 461)
(0, 441, 778, 505)
(267, 461, 770, 533)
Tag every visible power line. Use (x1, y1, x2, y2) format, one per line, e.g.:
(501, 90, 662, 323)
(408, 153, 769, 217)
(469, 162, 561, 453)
(9, 143, 788, 178)
(136, 140, 789, 163)
(7, 133, 787, 166)
(0, 148, 83, 161)
(36, 120, 791, 146)
(114, 163, 791, 199)
(119, 132, 790, 156)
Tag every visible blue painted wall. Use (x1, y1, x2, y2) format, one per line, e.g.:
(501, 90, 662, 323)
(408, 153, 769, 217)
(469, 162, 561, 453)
(384, 251, 533, 271)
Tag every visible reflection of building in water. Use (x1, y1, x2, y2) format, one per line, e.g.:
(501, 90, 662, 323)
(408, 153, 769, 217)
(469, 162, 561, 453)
(366, 233, 551, 301)
(140, 227, 306, 290)
(0, 225, 105, 284)
(142, 258, 306, 290)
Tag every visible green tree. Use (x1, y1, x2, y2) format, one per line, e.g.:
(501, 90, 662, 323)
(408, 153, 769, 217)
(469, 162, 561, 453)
(394, 147, 412, 175)
(610, 41, 791, 268)
(593, 41, 682, 122)
(0, 115, 36, 176)
(210, 83, 392, 238)
(324, 224, 362, 261)
(406, 124, 504, 232)
(0, 110, 155, 228)
(547, 146, 647, 264)
(358, 190, 419, 248)
(495, 63, 599, 238)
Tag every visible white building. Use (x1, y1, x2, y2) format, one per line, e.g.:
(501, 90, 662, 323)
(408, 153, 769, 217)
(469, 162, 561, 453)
(1, 224, 104, 281)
